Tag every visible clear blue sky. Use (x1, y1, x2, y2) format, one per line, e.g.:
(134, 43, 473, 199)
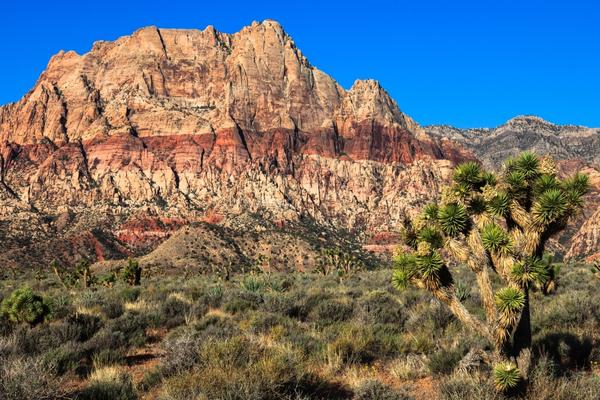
(2, 0, 599, 128)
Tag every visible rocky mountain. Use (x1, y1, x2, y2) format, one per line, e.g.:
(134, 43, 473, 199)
(426, 115, 600, 169)
(426, 117, 600, 261)
(0, 20, 596, 271)
(0, 20, 471, 270)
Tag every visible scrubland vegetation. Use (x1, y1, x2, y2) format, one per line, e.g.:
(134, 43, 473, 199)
(1, 264, 599, 400)
(1, 153, 598, 399)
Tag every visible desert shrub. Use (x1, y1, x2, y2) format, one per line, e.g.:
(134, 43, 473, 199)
(224, 297, 257, 314)
(262, 291, 303, 317)
(525, 356, 600, 400)
(353, 380, 413, 400)
(534, 291, 597, 333)
(103, 297, 125, 319)
(0, 287, 51, 325)
(104, 312, 148, 347)
(193, 313, 239, 340)
(437, 374, 498, 400)
(79, 366, 138, 400)
(92, 348, 126, 368)
(533, 331, 593, 371)
(0, 334, 16, 357)
(78, 290, 124, 319)
(161, 336, 312, 400)
(389, 354, 428, 380)
(294, 290, 335, 320)
(47, 292, 73, 320)
(194, 284, 223, 309)
(241, 275, 263, 292)
(221, 287, 263, 314)
(160, 329, 202, 375)
(356, 290, 405, 326)
(159, 296, 191, 328)
(246, 310, 295, 335)
(427, 347, 466, 375)
(309, 298, 354, 324)
(0, 356, 65, 400)
(138, 367, 163, 391)
(84, 328, 127, 356)
(41, 340, 83, 375)
(325, 323, 397, 365)
(118, 286, 141, 302)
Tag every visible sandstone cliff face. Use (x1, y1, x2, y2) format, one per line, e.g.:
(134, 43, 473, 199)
(1, 21, 596, 269)
(0, 20, 470, 268)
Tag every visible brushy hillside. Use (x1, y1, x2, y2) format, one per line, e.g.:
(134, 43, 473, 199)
(1, 265, 599, 400)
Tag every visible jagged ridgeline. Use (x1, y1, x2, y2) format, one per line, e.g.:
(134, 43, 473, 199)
(0, 20, 598, 271)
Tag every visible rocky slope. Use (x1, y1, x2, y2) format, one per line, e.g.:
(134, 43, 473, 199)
(0, 21, 596, 270)
(427, 117, 600, 260)
(0, 20, 470, 269)
(426, 115, 600, 169)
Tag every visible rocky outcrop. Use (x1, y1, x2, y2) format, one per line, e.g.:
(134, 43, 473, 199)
(426, 115, 600, 169)
(0, 21, 596, 269)
(0, 20, 471, 269)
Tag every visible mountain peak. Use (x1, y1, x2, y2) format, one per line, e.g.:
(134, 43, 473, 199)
(502, 115, 555, 129)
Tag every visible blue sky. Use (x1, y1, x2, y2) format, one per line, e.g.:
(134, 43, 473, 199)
(2, 0, 599, 128)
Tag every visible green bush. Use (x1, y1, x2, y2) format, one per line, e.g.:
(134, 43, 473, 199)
(0, 287, 51, 325)
(427, 347, 465, 375)
(353, 380, 414, 400)
(309, 299, 354, 324)
(356, 290, 405, 326)
(41, 341, 83, 375)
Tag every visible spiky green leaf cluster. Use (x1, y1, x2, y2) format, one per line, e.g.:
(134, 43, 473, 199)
(495, 287, 525, 315)
(391, 253, 417, 290)
(487, 191, 511, 217)
(533, 174, 560, 196)
(510, 257, 550, 288)
(532, 189, 568, 226)
(417, 227, 444, 249)
(438, 203, 468, 237)
(422, 203, 439, 221)
(562, 172, 590, 209)
(493, 362, 522, 391)
(415, 250, 444, 280)
(453, 162, 484, 188)
(505, 170, 528, 197)
(513, 151, 540, 180)
(481, 223, 511, 254)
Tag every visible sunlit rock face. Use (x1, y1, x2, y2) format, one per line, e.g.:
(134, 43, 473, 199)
(4, 20, 596, 267)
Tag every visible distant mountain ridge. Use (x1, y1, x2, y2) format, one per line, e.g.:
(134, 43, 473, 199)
(426, 115, 600, 168)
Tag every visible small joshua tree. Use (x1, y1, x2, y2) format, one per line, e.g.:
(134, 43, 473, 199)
(121, 258, 142, 286)
(317, 247, 364, 280)
(392, 152, 588, 391)
(74, 258, 95, 288)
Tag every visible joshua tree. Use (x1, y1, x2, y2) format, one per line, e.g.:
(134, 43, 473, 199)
(392, 152, 588, 391)
(121, 258, 142, 286)
(317, 247, 364, 280)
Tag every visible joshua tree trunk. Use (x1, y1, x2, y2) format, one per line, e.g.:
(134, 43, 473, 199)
(511, 288, 532, 376)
